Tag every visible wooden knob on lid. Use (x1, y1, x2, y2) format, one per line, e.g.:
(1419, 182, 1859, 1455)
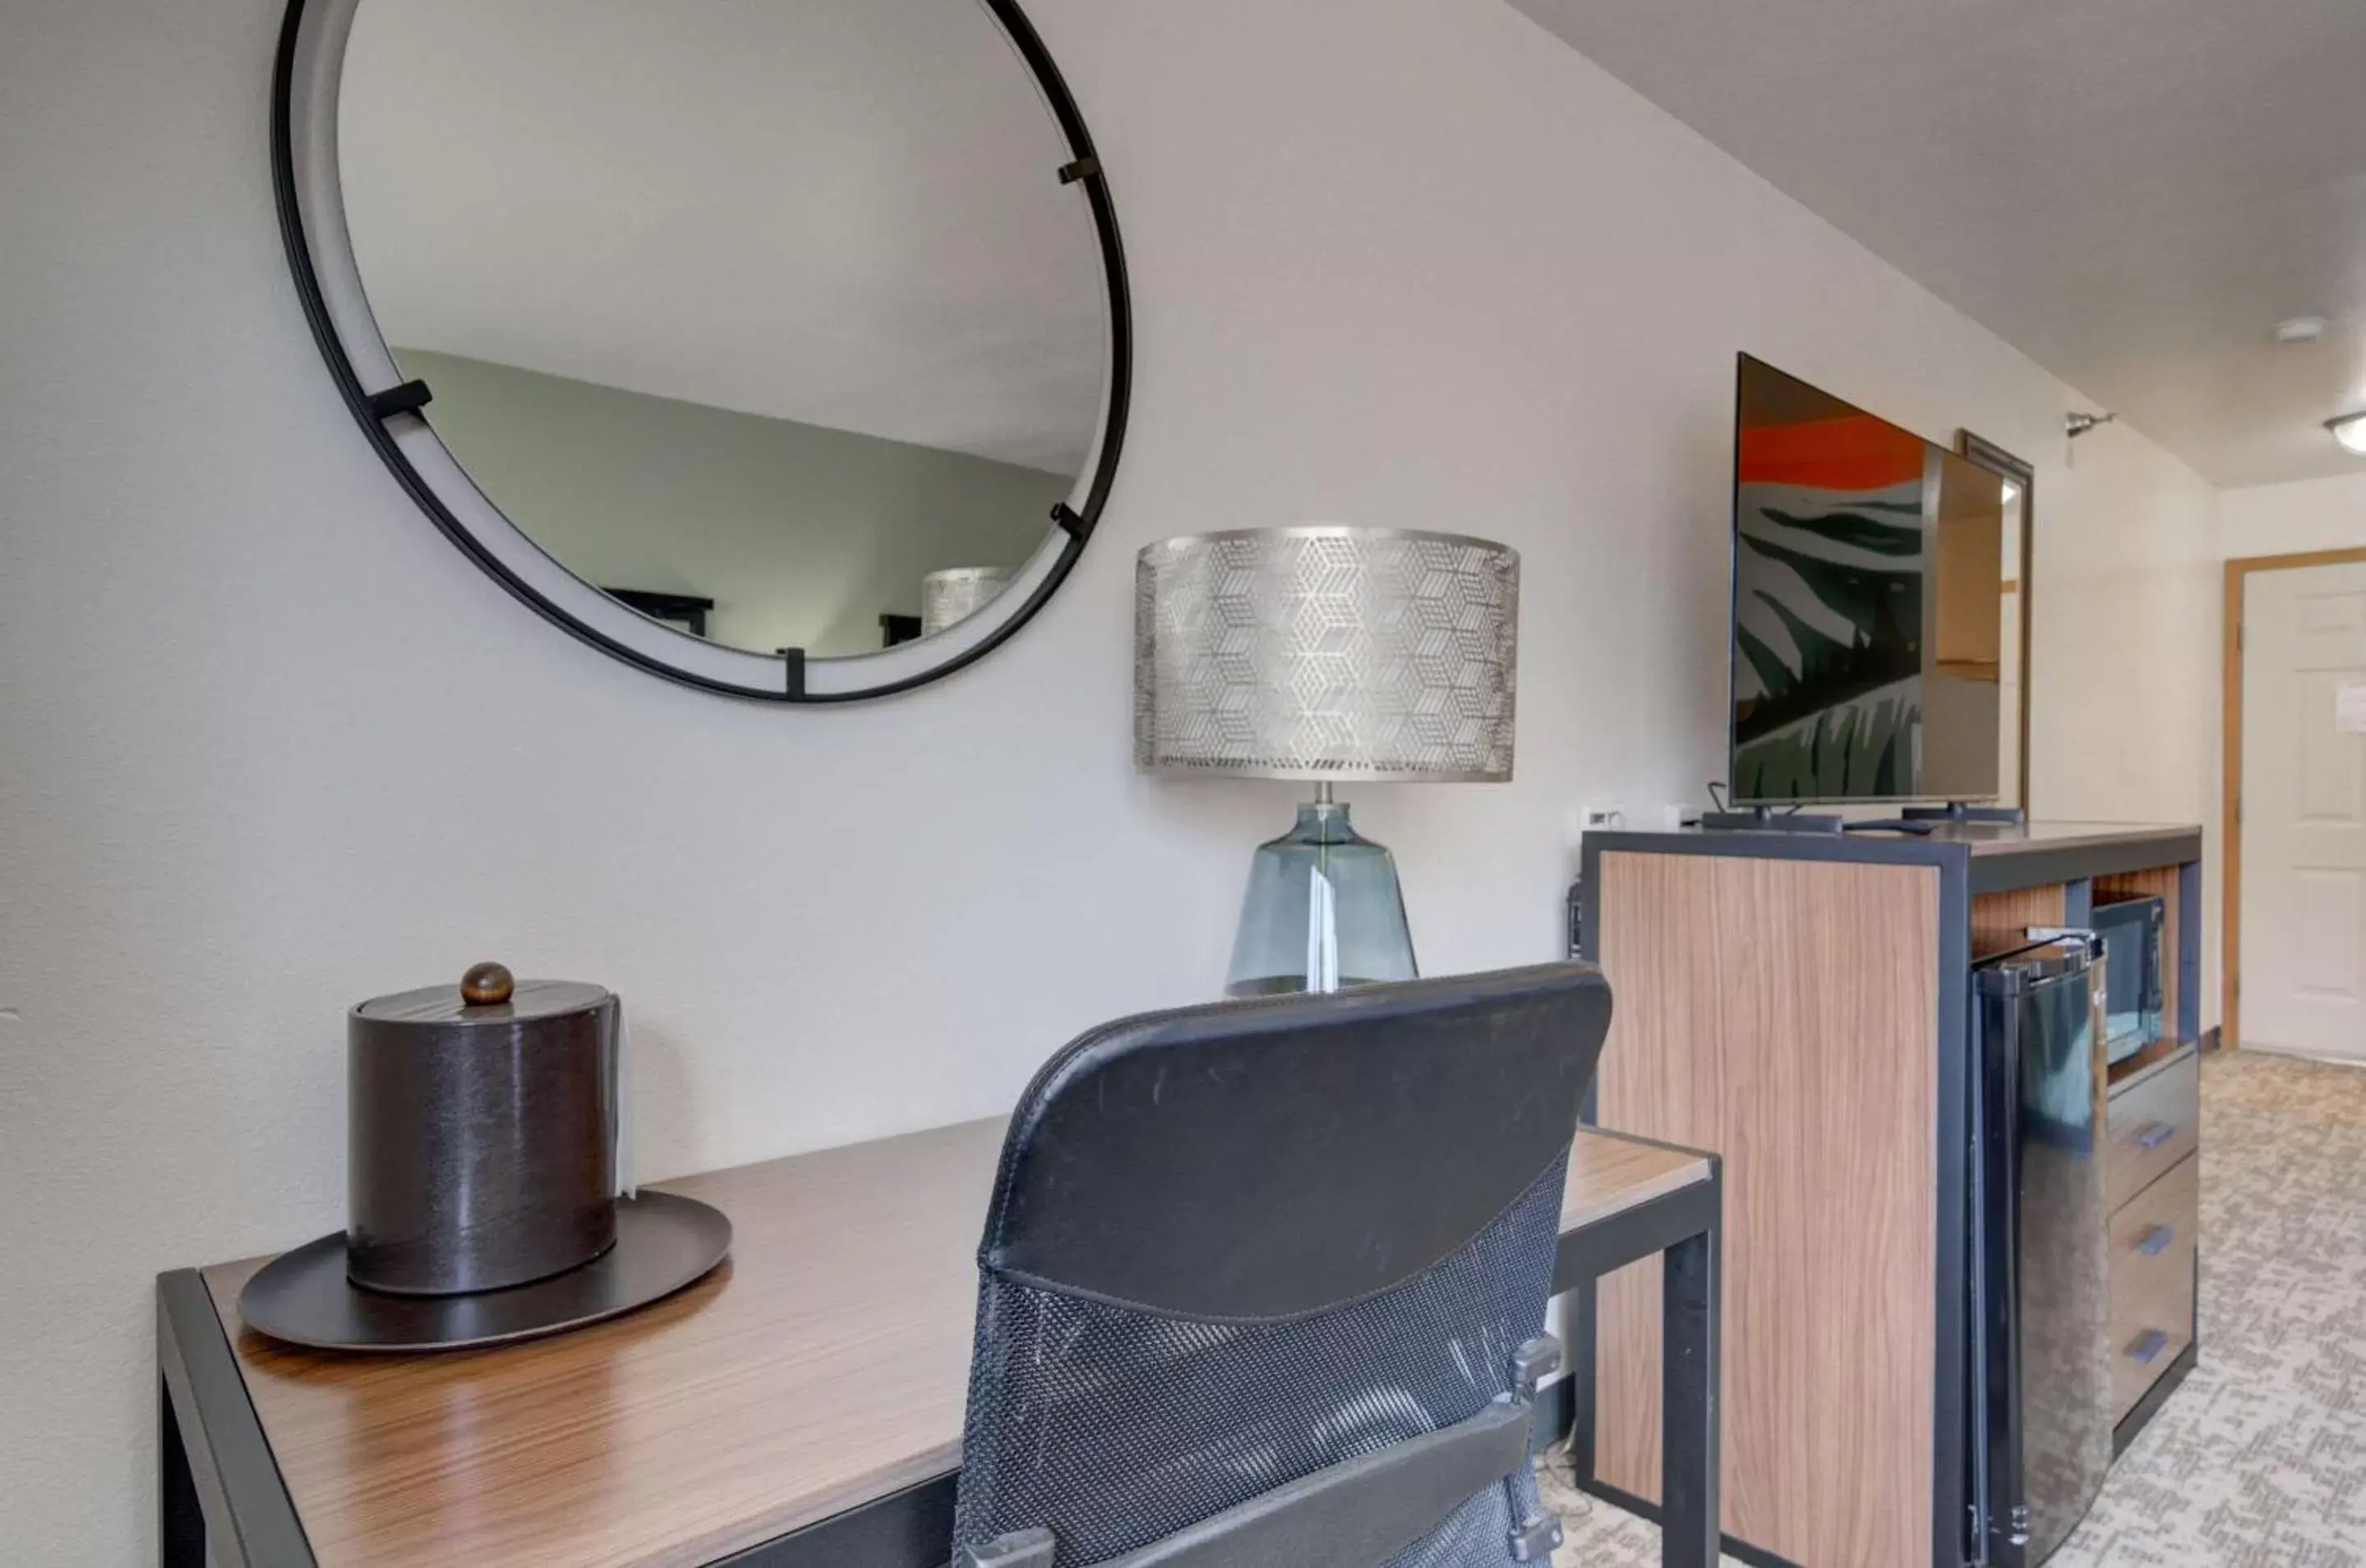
(460, 962, 515, 1008)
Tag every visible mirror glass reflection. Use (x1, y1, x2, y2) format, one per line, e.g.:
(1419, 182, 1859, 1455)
(339, 0, 1109, 658)
(1929, 449, 2010, 804)
(1996, 475, 2030, 808)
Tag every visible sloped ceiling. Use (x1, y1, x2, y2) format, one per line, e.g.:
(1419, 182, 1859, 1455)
(1510, 0, 2366, 487)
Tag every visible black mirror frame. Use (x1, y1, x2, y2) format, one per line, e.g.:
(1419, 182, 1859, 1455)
(270, 0, 1132, 703)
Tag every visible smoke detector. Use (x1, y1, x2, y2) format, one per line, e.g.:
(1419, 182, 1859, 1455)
(2276, 315, 2331, 345)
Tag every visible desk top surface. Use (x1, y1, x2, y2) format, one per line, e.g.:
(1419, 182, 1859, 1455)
(201, 1120, 1709, 1568)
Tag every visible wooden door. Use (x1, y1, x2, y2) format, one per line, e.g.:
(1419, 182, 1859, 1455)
(2240, 560, 2366, 1058)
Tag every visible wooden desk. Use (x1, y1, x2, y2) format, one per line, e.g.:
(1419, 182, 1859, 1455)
(159, 1121, 1718, 1568)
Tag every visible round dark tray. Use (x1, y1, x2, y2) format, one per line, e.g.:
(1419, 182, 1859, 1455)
(239, 1191, 731, 1353)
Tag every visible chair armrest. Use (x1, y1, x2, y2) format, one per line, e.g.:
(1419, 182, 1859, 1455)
(1099, 1394, 1534, 1568)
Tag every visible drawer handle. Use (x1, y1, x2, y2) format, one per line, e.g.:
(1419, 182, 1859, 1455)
(2134, 1121, 2177, 1153)
(2136, 1224, 2176, 1257)
(2125, 1329, 2171, 1365)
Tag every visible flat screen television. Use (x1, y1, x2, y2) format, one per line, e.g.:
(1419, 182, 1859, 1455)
(1728, 354, 2009, 804)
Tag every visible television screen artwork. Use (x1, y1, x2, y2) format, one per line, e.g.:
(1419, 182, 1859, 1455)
(1729, 356, 2003, 803)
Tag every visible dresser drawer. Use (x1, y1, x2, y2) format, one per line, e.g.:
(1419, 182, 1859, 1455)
(2109, 1153, 2198, 1422)
(2106, 1050, 2199, 1211)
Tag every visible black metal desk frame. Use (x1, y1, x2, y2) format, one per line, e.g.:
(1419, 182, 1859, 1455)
(1555, 1147, 1727, 1568)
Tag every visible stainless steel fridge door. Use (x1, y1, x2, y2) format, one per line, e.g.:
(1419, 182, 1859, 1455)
(1974, 945, 2114, 1566)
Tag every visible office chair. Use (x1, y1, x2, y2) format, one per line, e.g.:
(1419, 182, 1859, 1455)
(949, 962, 1610, 1568)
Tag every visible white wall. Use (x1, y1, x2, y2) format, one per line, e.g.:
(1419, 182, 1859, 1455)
(0, 0, 2222, 1559)
(2221, 470, 2366, 559)
(2038, 426, 2226, 1020)
(399, 350, 1066, 657)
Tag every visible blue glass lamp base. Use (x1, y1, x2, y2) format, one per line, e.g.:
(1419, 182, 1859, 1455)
(1225, 795, 1418, 998)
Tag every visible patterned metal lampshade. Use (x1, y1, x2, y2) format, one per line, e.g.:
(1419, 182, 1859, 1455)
(1134, 527, 1520, 782)
(923, 567, 1013, 637)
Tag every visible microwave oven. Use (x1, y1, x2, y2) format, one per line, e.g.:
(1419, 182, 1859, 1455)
(2091, 896, 2166, 1064)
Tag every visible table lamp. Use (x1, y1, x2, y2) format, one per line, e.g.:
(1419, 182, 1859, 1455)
(922, 567, 1012, 636)
(1134, 526, 1520, 997)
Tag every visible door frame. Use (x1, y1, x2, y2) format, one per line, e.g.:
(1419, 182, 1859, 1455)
(2221, 546, 2366, 1049)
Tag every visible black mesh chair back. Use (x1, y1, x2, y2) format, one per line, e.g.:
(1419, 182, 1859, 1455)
(949, 962, 1612, 1568)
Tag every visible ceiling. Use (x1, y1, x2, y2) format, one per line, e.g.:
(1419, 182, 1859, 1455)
(339, 0, 1107, 477)
(1508, 0, 2366, 488)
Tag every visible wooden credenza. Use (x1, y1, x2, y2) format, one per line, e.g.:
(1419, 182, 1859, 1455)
(2104, 1047, 2199, 1422)
(1570, 821, 2203, 1568)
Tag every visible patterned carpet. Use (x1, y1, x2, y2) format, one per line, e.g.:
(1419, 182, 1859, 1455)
(1542, 1049, 2366, 1566)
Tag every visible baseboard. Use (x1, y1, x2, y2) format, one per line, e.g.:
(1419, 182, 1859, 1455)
(1531, 1373, 1575, 1455)
(1544, 1374, 1796, 1568)
(2114, 1340, 2198, 1456)
(1570, 1475, 1802, 1568)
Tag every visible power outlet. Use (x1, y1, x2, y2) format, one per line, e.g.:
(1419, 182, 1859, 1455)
(1574, 805, 1628, 839)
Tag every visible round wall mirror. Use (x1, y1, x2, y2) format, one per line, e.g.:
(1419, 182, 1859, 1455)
(273, 0, 1129, 701)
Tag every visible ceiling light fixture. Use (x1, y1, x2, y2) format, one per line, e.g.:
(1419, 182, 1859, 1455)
(2276, 314, 2331, 345)
(2331, 412, 2366, 457)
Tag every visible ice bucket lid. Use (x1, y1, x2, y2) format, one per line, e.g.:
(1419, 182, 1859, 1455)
(356, 963, 608, 1026)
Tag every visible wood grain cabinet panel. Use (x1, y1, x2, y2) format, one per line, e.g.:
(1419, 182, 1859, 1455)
(2106, 1053, 2200, 1211)
(2108, 1154, 2198, 1421)
(1971, 883, 2067, 957)
(1592, 852, 1939, 1568)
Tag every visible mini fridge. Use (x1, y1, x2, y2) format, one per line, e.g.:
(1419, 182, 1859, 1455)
(1966, 937, 2114, 1566)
